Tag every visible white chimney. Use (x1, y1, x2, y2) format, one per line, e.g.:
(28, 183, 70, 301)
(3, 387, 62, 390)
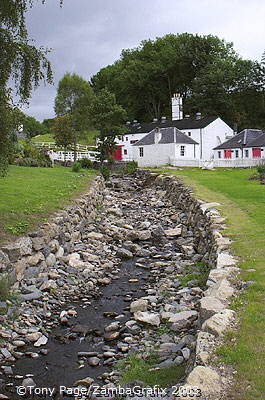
(171, 93, 183, 121)
(154, 127, 161, 144)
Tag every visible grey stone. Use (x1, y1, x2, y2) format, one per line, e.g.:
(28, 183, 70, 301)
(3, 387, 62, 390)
(87, 356, 101, 366)
(130, 299, 148, 313)
(46, 253, 56, 268)
(134, 311, 160, 326)
(116, 248, 133, 260)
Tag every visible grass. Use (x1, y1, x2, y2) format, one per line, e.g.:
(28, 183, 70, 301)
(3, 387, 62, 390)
(154, 167, 265, 400)
(0, 165, 96, 244)
(31, 128, 98, 147)
(118, 353, 185, 387)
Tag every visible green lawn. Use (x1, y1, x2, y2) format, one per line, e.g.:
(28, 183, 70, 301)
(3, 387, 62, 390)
(32, 128, 98, 147)
(155, 167, 265, 400)
(0, 166, 96, 243)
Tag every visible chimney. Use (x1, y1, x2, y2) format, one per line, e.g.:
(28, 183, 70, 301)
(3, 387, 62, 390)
(171, 93, 183, 121)
(153, 118, 158, 123)
(195, 112, 202, 120)
(126, 121, 131, 125)
(154, 127, 161, 144)
(184, 114, 190, 119)
(161, 116, 167, 123)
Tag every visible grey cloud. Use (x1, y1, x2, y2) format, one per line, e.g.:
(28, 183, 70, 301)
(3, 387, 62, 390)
(22, 0, 265, 121)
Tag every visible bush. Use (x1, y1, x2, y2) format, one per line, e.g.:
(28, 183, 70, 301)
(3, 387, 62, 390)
(80, 158, 93, 169)
(256, 165, 265, 183)
(124, 161, 138, 174)
(13, 157, 52, 167)
(72, 161, 81, 172)
(100, 164, 111, 180)
(0, 274, 12, 301)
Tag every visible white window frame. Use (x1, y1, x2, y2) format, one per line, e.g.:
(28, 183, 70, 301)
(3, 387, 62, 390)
(139, 147, 144, 157)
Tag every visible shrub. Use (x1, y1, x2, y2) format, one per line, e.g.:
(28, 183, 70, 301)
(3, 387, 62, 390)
(72, 161, 81, 172)
(100, 164, 111, 180)
(0, 274, 12, 301)
(256, 165, 265, 183)
(80, 158, 93, 169)
(124, 161, 138, 174)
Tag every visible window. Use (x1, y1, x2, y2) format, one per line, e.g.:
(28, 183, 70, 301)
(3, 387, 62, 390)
(126, 137, 128, 141)
(118, 136, 122, 140)
(188, 132, 191, 137)
(130, 140, 138, 144)
(218, 151, 221, 159)
(245, 149, 249, 158)
(180, 145, 185, 156)
(139, 147, 144, 157)
(235, 150, 239, 158)
(124, 149, 127, 155)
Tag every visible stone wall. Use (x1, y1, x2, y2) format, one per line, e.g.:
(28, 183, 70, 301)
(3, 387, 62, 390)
(151, 172, 239, 400)
(0, 176, 105, 291)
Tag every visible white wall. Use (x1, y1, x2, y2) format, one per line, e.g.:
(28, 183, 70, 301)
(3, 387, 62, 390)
(116, 132, 147, 161)
(133, 143, 197, 167)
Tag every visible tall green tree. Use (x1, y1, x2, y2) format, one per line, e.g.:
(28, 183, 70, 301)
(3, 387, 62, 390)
(0, 0, 62, 175)
(88, 89, 127, 164)
(91, 33, 265, 129)
(54, 73, 94, 159)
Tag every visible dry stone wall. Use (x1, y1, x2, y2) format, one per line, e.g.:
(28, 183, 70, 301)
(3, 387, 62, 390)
(152, 172, 239, 400)
(0, 176, 105, 292)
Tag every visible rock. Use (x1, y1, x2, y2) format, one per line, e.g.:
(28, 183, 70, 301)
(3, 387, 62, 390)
(105, 322, 120, 332)
(21, 289, 43, 301)
(40, 279, 57, 291)
(87, 357, 100, 366)
(0, 250, 9, 265)
(1, 348, 12, 359)
(164, 227, 182, 237)
(1, 237, 32, 262)
(26, 252, 44, 266)
(196, 331, 216, 364)
(181, 347, 190, 360)
(200, 202, 220, 213)
(68, 253, 84, 268)
(32, 237, 45, 251)
(14, 259, 27, 281)
(167, 310, 198, 330)
(56, 246, 64, 259)
(130, 299, 148, 313)
(134, 311, 160, 326)
(34, 335, 48, 347)
(184, 366, 222, 397)
(74, 377, 94, 387)
(13, 340, 25, 347)
(104, 331, 120, 341)
(22, 377, 36, 389)
(200, 296, 225, 322)
(86, 232, 104, 241)
(107, 207, 123, 217)
(137, 230, 151, 241)
(45, 253, 56, 268)
(116, 248, 133, 260)
(26, 332, 43, 342)
(216, 252, 237, 268)
(158, 343, 181, 354)
(202, 309, 236, 337)
(3, 366, 13, 375)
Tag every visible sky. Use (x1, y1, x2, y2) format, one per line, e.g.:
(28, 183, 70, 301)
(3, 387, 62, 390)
(22, 0, 265, 121)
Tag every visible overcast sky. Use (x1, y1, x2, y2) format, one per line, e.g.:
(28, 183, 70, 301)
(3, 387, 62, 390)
(22, 0, 265, 121)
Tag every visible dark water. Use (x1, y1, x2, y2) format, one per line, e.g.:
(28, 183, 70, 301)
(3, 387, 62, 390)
(3, 260, 150, 399)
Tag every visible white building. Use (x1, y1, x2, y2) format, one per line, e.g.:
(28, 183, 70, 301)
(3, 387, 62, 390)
(116, 94, 233, 164)
(213, 129, 265, 167)
(132, 127, 199, 167)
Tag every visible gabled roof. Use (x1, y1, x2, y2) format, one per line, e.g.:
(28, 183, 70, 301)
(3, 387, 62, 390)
(127, 116, 218, 134)
(247, 133, 265, 147)
(214, 129, 265, 150)
(133, 127, 198, 146)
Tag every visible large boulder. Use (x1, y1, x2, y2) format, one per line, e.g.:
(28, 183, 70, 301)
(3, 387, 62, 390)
(130, 299, 148, 313)
(1, 237, 32, 262)
(200, 296, 225, 322)
(180, 366, 222, 399)
(202, 309, 236, 337)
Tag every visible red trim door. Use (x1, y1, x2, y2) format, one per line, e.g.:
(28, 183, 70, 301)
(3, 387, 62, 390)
(112, 146, 123, 161)
(252, 148, 261, 158)
(224, 149, 232, 159)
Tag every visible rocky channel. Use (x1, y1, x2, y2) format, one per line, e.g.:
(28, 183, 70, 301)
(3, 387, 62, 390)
(0, 171, 236, 400)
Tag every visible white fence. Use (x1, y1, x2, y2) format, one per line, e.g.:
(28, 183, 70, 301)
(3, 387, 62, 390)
(48, 150, 98, 162)
(34, 141, 96, 152)
(169, 158, 265, 168)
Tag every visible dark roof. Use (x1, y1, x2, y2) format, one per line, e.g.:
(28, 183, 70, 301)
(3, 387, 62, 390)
(247, 133, 265, 147)
(133, 127, 198, 146)
(214, 129, 265, 150)
(127, 116, 218, 134)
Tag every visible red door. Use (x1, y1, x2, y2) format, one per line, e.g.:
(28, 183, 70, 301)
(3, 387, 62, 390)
(112, 146, 122, 161)
(252, 148, 261, 158)
(224, 150, 232, 159)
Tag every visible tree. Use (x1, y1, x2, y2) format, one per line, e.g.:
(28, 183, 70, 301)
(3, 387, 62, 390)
(54, 73, 94, 159)
(88, 89, 127, 164)
(22, 115, 46, 138)
(0, 0, 62, 175)
(91, 33, 265, 129)
(53, 114, 75, 159)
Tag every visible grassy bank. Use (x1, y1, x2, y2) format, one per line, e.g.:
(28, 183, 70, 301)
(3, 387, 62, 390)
(0, 165, 96, 243)
(154, 167, 265, 400)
